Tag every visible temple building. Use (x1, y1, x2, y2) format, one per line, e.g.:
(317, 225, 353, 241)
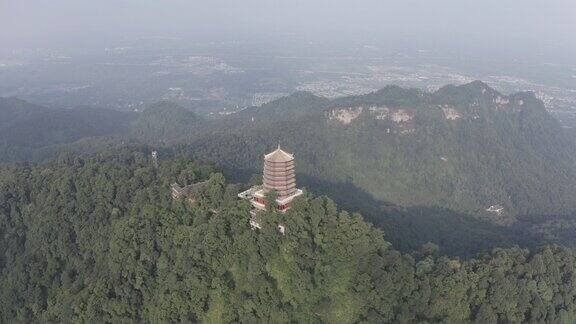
(238, 145, 303, 224)
(171, 180, 208, 204)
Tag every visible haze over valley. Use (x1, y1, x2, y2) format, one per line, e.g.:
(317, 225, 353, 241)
(2, 36, 575, 132)
(1, 1, 576, 322)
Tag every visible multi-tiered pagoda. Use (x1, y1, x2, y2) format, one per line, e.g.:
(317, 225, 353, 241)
(238, 145, 303, 217)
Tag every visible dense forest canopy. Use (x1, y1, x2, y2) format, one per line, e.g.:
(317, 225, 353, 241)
(2, 148, 576, 322)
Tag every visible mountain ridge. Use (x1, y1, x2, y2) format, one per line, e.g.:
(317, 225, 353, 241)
(0, 98, 136, 161)
(174, 81, 576, 223)
(1, 82, 575, 237)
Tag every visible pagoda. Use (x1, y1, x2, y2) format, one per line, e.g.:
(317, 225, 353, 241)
(238, 145, 303, 217)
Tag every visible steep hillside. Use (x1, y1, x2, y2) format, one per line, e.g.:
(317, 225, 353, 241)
(130, 101, 203, 142)
(180, 81, 576, 223)
(0, 97, 51, 129)
(236, 91, 329, 123)
(0, 97, 136, 162)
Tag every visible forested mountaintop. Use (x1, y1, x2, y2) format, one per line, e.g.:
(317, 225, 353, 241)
(0, 97, 50, 130)
(2, 148, 576, 323)
(130, 101, 201, 142)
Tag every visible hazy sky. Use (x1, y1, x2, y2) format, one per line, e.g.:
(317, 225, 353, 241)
(1, 0, 575, 51)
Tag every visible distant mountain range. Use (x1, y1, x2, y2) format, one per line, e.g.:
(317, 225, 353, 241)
(2, 81, 576, 255)
(0, 97, 136, 161)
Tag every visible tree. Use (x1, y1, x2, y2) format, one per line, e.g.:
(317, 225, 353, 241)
(2, 149, 576, 323)
(264, 189, 278, 212)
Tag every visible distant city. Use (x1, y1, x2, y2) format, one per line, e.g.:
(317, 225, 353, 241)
(1, 38, 574, 129)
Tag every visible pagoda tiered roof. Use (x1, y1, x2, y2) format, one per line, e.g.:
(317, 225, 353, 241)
(264, 145, 294, 163)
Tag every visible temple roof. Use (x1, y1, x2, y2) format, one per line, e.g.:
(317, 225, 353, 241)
(264, 145, 294, 163)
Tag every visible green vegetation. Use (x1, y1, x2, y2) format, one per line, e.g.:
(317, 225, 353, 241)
(2, 81, 576, 256)
(170, 82, 576, 254)
(181, 82, 576, 220)
(130, 101, 202, 143)
(3, 83, 575, 221)
(0, 97, 135, 162)
(2, 148, 576, 322)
